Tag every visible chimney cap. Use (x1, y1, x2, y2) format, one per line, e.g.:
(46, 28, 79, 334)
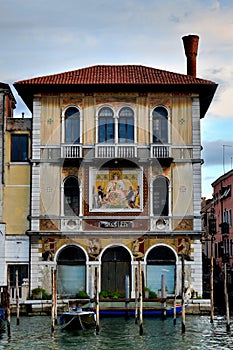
(182, 34, 199, 77)
(182, 35, 199, 54)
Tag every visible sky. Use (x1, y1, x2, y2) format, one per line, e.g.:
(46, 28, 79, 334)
(0, 0, 232, 199)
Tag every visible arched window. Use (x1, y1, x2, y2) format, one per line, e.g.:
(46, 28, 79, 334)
(64, 177, 80, 216)
(65, 107, 80, 144)
(118, 107, 134, 143)
(152, 106, 168, 144)
(153, 176, 169, 216)
(147, 245, 176, 294)
(57, 245, 86, 296)
(98, 107, 114, 143)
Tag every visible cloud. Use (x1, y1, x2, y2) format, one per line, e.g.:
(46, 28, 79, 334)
(1, 0, 232, 198)
(202, 139, 233, 167)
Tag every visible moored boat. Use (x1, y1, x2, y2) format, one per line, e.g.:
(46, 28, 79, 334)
(98, 303, 185, 317)
(60, 308, 96, 331)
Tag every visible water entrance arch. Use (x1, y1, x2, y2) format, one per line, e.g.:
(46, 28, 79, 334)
(146, 245, 176, 295)
(101, 246, 131, 295)
(57, 245, 86, 297)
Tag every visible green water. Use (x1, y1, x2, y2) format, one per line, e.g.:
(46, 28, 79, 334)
(0, 315, 233, 349)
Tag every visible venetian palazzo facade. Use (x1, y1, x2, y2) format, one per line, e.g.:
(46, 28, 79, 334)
(14, 35, 217, 299)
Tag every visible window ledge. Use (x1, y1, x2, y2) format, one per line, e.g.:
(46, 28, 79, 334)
(7, 161, 30, 166)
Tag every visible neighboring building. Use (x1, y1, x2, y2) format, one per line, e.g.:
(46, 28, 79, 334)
(14, 35, 217, 298)
(212, 170, 233, 270)
(0, 83, 31, 299)
(201, 169, 233, 295)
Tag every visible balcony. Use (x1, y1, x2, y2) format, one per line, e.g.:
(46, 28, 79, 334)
(42, 143, 195, 162)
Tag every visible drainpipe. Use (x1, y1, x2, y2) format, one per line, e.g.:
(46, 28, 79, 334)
(182, 34, 199, 77)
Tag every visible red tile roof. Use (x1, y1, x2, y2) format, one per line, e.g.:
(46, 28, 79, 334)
(14, 65, 215, 86)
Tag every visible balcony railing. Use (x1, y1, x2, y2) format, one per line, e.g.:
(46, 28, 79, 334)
(61, 144, 83, 158)
(95, 144, 137, 158)
(60, 143, 193, 160)
(150, 145, 170, 158)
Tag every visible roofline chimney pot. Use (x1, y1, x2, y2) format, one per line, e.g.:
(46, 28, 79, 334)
(182, 34, 199, 77)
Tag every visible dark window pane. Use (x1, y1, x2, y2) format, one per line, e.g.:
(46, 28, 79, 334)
(153, 177, 169, 216)
(65, 107, 80, 143)
(98, 116, 114, 143)
(11, 135, 28, 161)
(152, 106, 168, 144)
(64, 177, 80, 216)
(119, 108, 134, 143)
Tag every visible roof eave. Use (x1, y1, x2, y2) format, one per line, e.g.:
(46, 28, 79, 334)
(13, 82, 218, 116)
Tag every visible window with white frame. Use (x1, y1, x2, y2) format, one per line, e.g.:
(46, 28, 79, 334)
(98, 105, 135, 144)
(118, 107, 134, 143)
(152, 106, 168, 144)
(65, 106, 80, 144)
(98, 107, 115, 143)
(224, 209, 232, 227)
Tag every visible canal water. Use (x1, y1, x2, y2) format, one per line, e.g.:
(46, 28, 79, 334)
(0, 315, 233, 349)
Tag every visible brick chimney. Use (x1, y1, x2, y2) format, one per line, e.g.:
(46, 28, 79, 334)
(182, 34, 199, 77)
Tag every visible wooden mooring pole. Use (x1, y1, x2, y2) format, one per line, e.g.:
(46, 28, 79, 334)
(54, 269, 57, 325)
(7, 267, 11, 337)
(95, 267, 100, 334)
(173, 266, 177, 326)
(51, 267, 57, 333)
(135, 267, 138, 324)
(139, 261, 143, 336)
(51, 267, 55, 333)
(161, 274, 166, 320)
(224, 263, 230, 332)
(16, 268, 20, 325)
(125, 275, 130, 320)
(210, 235, 214, 323)
(181, 255, 185, 333)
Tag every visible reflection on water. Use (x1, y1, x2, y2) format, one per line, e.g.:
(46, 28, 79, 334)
(0, 315, 233, 350)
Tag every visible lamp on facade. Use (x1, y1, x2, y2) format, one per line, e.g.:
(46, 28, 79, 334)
(208, 207, 216, 323)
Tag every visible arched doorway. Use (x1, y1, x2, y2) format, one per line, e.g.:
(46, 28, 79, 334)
(57, 245, 86, 297)
(101, 246, 131, 296)
(146, 245, 176, 295)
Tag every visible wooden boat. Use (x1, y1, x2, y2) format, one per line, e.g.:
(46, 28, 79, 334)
(60, 308, 96, 331)
(0, 307, 6, 333)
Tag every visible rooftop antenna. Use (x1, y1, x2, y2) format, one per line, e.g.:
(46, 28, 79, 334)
(223, 145, 232, 173)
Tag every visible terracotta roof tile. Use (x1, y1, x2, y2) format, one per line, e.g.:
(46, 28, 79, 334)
(14, 65, 215, 86)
